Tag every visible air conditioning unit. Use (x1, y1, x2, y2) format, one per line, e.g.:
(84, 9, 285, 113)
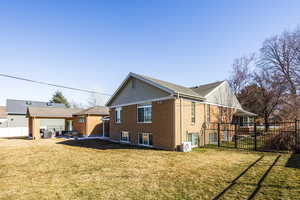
(181, 142, 192, 152)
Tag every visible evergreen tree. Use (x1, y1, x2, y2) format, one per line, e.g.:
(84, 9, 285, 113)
(50, 91, 70, 108)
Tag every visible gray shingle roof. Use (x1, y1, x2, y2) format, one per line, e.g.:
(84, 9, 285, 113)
(0, 106, 7, 118)
(7, 99, 65, 115)
(190, 81, 225, 97)
(130, 73, 205, 99)
(27, 107, 82, 118)
(235, 108, 257, 117)
(74, 106, 109, 116)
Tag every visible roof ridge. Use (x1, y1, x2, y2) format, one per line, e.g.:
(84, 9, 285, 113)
(190, 80, 225, 89)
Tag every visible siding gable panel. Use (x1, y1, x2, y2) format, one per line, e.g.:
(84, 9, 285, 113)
(205, 82, 242, 108)
(110, 77, 171, 107)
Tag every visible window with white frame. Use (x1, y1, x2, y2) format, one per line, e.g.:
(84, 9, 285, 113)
(115, 107, 122, 123)
(120, 131, 130, 142)
(191, 102, 196, 124)
(137, 104, 152, 123)
(138, 133, 153, 146)
(78, 117, 85, 123)
(206, 104, 211, 123)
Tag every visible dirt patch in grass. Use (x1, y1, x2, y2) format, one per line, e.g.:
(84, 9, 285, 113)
(0, 139, 299, 200)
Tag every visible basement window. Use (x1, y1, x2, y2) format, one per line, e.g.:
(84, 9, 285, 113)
(120, 131, 130, 143)
(138, 133, 153, 146)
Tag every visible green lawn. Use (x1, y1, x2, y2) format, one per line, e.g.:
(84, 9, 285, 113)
(0, 138, 299, 200)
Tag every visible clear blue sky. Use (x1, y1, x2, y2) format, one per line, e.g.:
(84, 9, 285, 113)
(0, 0, 300, 106)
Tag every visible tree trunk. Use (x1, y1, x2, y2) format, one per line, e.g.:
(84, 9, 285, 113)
(264, 113, 269, 132)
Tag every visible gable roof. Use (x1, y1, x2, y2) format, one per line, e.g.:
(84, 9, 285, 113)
(27, 107, 82, 118)
(190, 81, 225, 97)
(74, 106, 109, 116)
(106, 72, 205, 106)
(0, 106, 7, 119)
(7, 99, 65, 115)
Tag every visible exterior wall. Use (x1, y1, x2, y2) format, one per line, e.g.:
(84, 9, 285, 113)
(6, 115, 28, 127)
(109, 99, 175, 150)
(86, 115, 104, 136)
(174, 98, 206, 147)
(73, 116, 86, 135)
(73, 115, 105, 136)
(110, 77, 170, 106)
(31, 117, 40, 140)
(174, 99, 237, 148)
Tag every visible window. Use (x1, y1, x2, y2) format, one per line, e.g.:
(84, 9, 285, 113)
(78, 117, 85, 123)
(191, 102, 196, 124)
(138, 133, 153, 146)
(131, 79, 135, 88)
(209, 132, 218, 144)
(187, 133, 199, 147)
(115, 107, 122, 123)
(120, 131, 130, 142)
(137, 104, 152, 123)
(25, 101, 32, 105)
(206, 104, 211, 123)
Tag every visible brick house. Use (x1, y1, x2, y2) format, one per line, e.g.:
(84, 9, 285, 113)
(106, 72, 256, 150)
(27, 106, 109, 139)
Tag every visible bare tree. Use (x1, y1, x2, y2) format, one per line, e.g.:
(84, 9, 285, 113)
(252, 70, 285, 127)
(259, 30, 300, 95)
(87, 93, 104, 107)
(228, 54, 255, 96)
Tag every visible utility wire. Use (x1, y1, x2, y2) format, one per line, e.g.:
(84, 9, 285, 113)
(0, 73, 112, 96)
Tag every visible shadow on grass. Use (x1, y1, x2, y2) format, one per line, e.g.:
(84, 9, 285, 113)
(57, 139, 156, 151)
(212, 155, 264, 200)
(285, 153, 300, 169)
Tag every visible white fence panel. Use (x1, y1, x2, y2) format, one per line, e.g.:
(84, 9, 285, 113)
(0, 127, 29, 138)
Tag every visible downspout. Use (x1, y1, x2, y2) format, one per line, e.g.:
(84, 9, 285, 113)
(180, 96, 183, 145)
(173, 92, 180, 150)
(176, 92, 183, 146)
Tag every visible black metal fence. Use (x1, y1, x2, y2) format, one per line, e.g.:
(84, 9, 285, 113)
(204, 120, 300, 152)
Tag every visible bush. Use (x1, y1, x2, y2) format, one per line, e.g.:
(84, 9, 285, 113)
(264, 131, 297, 152)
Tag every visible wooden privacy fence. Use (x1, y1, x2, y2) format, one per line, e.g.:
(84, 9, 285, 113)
(204, 120, 300, 153)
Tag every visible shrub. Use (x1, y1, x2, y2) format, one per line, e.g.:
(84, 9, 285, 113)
(264, 131, 297, 152)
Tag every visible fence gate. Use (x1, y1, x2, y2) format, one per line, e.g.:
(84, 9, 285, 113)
(205, 120, 300, 153)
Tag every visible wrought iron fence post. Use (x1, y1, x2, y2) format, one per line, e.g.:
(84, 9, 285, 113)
(217, 123, 220, 147)
(234, 123, 237, 148)
(295, 119, 298, 152)
(254, 122, 257, 151)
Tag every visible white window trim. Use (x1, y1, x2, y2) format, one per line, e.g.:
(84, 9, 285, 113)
(115, 107, 122, 124)
(137, 104, 152, 123)
(138, 133, 153, 146)
(191, 102, 196, 124)
(120, 131, 130, 143)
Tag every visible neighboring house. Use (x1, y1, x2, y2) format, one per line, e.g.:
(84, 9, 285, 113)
(106, 72, 256, 150)
(0, 99, 65, 138)
(0, 106, 7, 123)
(27, 106, 109, 139)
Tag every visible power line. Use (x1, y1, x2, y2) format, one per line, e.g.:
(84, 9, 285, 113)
(0, 73, 112, 96)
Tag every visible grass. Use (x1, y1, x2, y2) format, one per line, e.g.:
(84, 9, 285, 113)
(0, 138, 299, 200)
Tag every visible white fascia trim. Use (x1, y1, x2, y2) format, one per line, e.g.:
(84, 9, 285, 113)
(204, 81, 226, 98)
(199, 101, 240, 110)
(109, 96, 175, 108)
(106, 72, 175, 107)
